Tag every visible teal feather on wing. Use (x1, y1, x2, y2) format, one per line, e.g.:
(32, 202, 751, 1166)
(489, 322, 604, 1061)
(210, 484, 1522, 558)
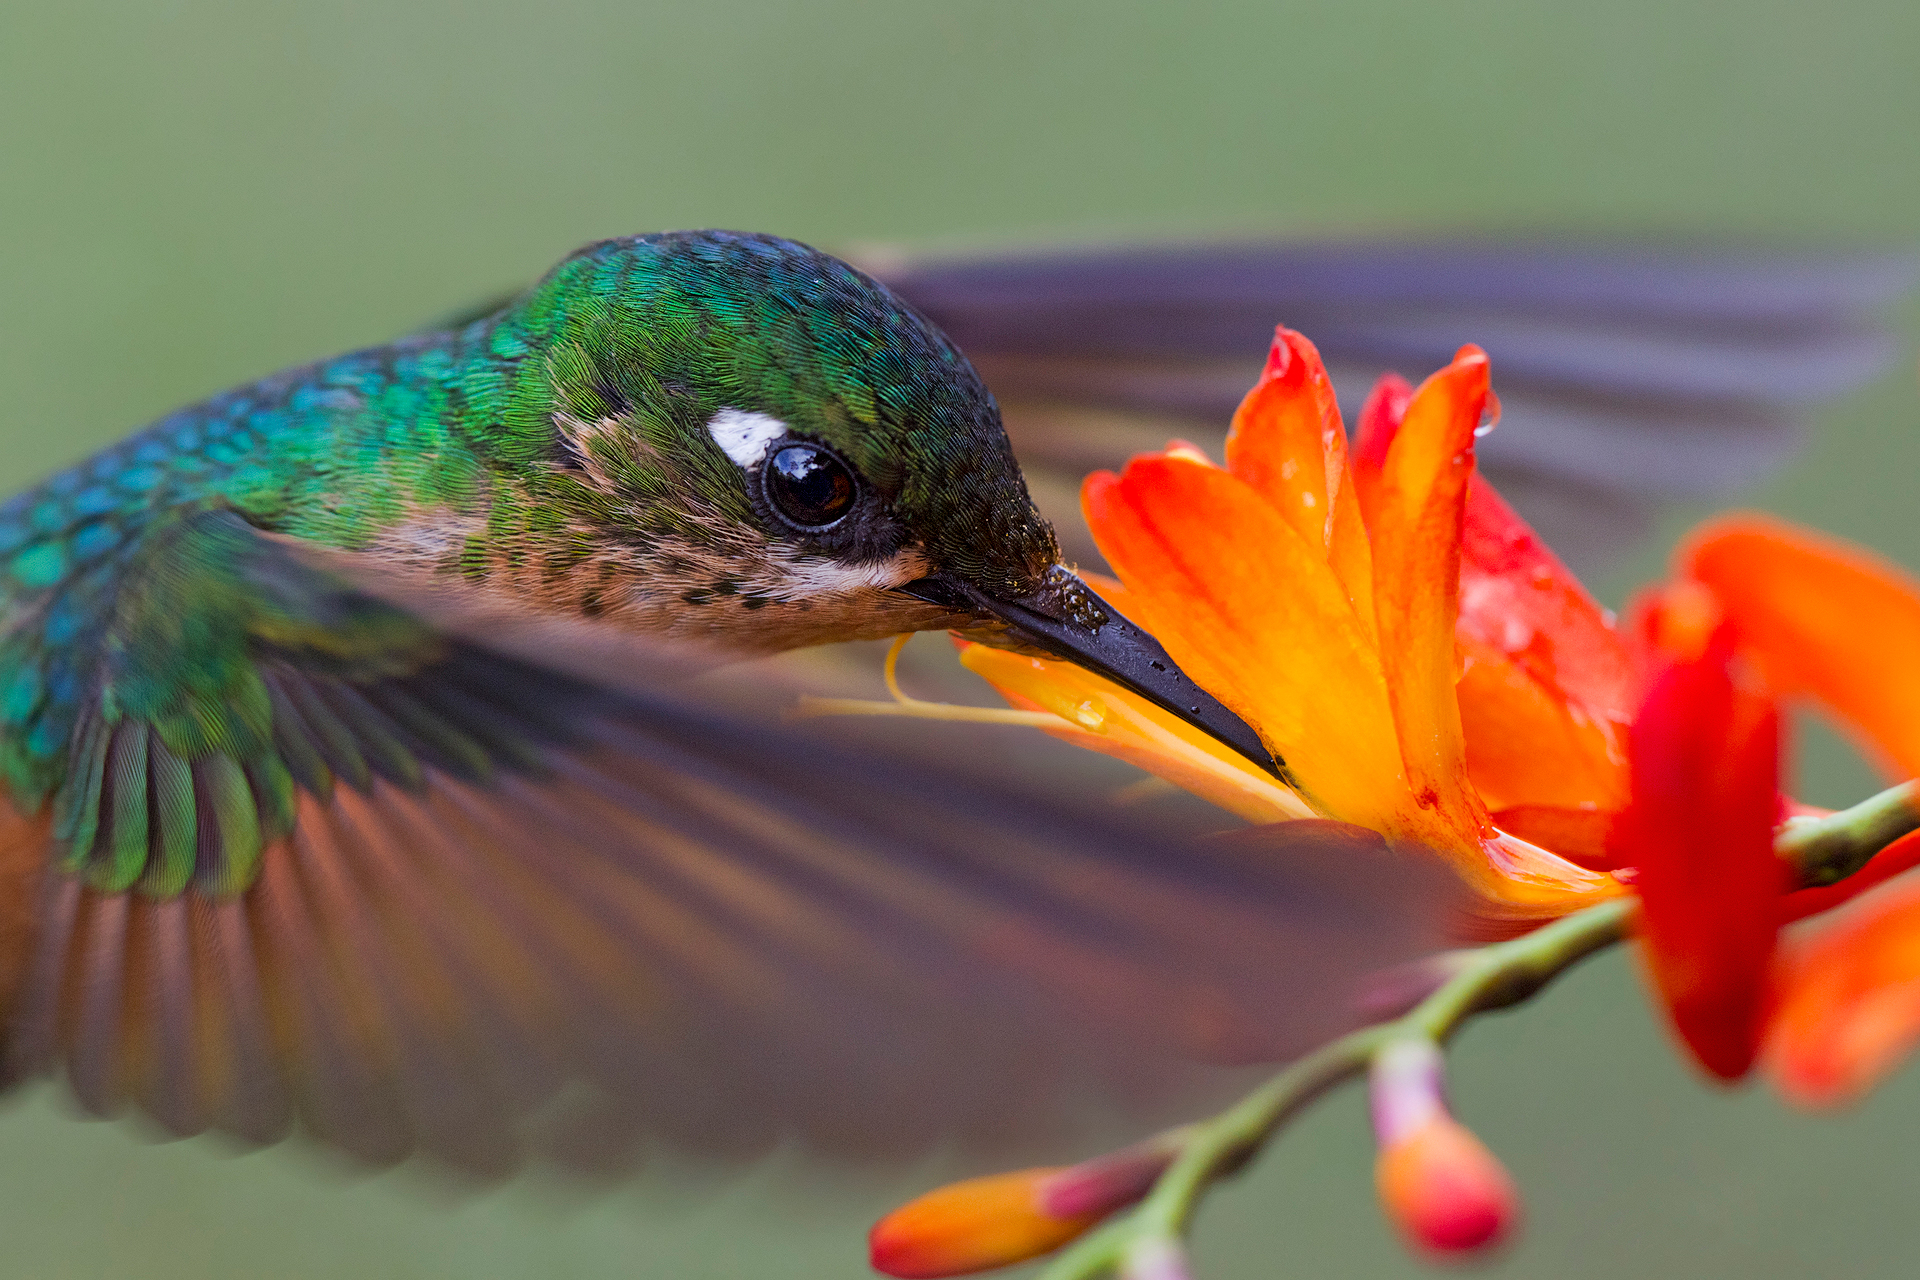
(9, 507, 463, 897)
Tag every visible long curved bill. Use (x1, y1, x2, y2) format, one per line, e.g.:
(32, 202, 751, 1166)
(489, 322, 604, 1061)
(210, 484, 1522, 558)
(896, 568, 1283, 778)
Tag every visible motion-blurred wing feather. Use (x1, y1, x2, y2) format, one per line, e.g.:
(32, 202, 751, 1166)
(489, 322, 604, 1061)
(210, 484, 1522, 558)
(875, 238, 1919, 574)
(0, 517, 1462, 1174)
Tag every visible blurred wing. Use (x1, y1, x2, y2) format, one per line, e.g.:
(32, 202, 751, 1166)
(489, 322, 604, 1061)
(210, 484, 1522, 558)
(875, 238, 1919, 575)
(0, 513, 1463, 1176)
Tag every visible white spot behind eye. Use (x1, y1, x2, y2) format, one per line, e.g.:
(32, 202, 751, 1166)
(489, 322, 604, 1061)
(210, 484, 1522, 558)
(707, 408, 788, 468)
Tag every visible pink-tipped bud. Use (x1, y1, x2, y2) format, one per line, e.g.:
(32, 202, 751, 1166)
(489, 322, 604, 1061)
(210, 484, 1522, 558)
(1034, 1129, 1184, 1220)
(1370, 1040, 1519, 1258)
(869, 1133, 1181, 1278)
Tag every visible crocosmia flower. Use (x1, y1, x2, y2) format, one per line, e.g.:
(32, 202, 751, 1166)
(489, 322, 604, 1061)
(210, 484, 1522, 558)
(1667, 517, 1920, 1101)
(963, 329, 1619, 917)
(872, 325, 1920, 1277)
(960, 327, 1920, 1091)
(1768, 873, 1920, 1107)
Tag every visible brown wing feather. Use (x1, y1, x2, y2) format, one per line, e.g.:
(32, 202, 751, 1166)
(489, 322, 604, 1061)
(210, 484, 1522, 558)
(0, 684, 1465, 1176)
(0, 514, 1463, 1174)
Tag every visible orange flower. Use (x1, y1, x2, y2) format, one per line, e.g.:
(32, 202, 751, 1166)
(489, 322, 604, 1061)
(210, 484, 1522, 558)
(1663, 517, 1920, 1103)
(1681, 515, 1920, 782)
(965, 329, 1618, 917)
(1454, 477, 1636, 857)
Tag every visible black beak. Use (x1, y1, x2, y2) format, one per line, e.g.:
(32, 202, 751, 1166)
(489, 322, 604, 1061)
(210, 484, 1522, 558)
(896, 569, 1284, 779)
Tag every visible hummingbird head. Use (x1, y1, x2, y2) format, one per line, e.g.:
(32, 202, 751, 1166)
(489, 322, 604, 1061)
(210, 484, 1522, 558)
(481, 230, 1275, 774)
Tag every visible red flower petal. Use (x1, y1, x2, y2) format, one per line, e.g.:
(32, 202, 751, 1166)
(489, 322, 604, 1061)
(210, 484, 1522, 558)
(1350, 371, 1413, 532)
(1454, 476, 1635, 814)
(1487, 805, 1615, 869)
(1460, 476, 1636, 727)
(1458, 634, 1630, 815)
(1610, 617, 1785, 1080)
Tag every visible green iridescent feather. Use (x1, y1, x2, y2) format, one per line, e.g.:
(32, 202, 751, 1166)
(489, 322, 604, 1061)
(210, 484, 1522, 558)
(0, 230, 1053, 898)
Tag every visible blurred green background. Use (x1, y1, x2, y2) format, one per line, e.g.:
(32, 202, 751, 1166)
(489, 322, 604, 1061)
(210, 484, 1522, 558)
(2, 1, 1918, 1276)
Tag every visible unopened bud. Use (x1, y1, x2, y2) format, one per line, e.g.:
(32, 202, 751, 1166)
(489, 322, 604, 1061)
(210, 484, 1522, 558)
(870, 1133, 1181, 1278)
(869, 1168, 1092, 1278)
(1370, 1039, 1519, 1257)
(1035, 1128, 1185, 1219)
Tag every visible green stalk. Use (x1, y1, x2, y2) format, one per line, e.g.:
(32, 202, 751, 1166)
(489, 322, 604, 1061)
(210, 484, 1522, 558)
(1777, 781, 1920, 888)
(1038, 898, 1635, 1279)
(1034, 781, 1920, 1280)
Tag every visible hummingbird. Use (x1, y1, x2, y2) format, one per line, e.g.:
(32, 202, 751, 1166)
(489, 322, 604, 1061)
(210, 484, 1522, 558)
(0, 229, 1458, 1173)
(0, 227, 1904, 1175)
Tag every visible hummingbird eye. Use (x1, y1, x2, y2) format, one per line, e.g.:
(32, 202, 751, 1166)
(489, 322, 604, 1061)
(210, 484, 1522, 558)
(762, 443, 857, 531)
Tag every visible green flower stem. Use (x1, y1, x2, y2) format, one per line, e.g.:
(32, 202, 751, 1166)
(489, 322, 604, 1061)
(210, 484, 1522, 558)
(1777, 780, 1920, 888)
(1036, 897, 1636, 1280)
(1034, 783, 1920, 1280)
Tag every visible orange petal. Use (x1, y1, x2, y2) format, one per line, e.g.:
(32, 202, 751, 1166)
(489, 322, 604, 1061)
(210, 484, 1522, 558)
(1376, 1117, 1520, 1258)
(1083, 455, 1415, 839)
(1369, 346, 1497, 853)
(870, 1168, 1095, 1278)
(958, 642, 1314, 824)
(1683, 515, 1920, 781)
(1225, 329, 1344, 552)
(1610, 622, 1785, 1080)
(1768, 871, 1920, 1108)
(1458, 634, 1629, 814)
(1226, 328, 1376, 637)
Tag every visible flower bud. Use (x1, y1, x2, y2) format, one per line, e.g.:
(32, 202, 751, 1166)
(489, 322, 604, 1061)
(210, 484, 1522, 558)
(1370, 1040, 1518, 1258)
(869, 1135, 1180, 1279)
(869, 1168, 1092, 1278)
